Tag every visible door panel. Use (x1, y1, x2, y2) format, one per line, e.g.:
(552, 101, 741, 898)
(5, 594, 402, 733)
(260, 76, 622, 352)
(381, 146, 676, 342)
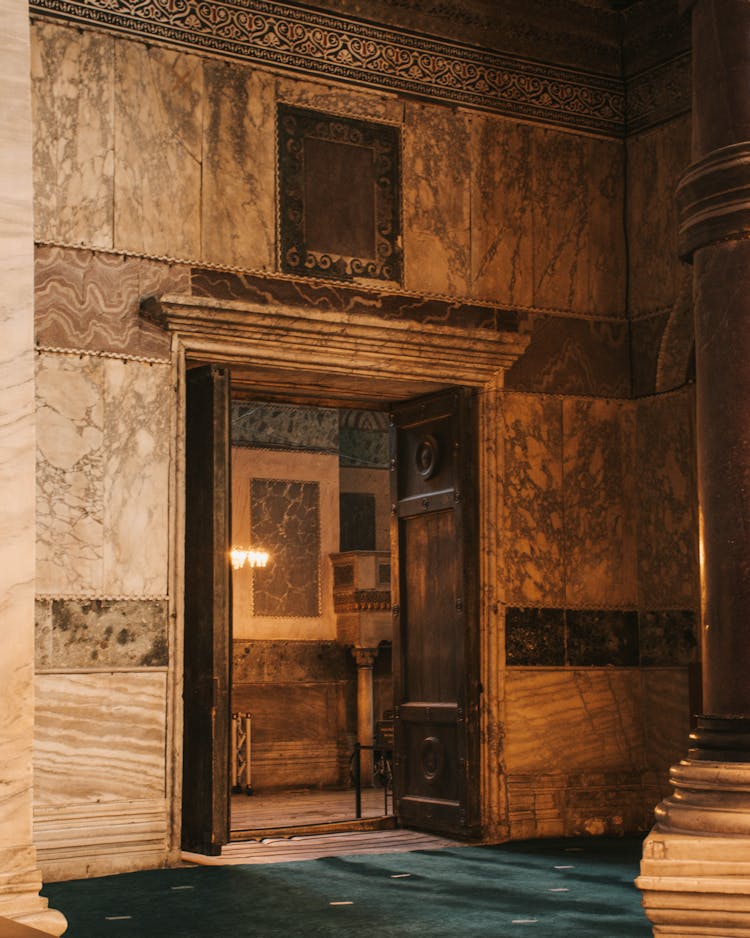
(391, 387, 479, 838)
(182, 364, 232, 855)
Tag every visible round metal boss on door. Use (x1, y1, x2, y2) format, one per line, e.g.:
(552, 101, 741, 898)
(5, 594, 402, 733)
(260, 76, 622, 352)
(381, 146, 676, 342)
(416, 434, 440, 479)
(420, 735, 445, 783)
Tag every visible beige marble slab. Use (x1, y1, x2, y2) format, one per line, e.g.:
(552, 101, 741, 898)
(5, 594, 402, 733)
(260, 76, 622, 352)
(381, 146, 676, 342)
(504, 670, 644, 774)
(470, 115, 533, 307)
(503, 392, 564, 606)
(34, 672, 167, 807)
(402, 102, 471, 297)
(276, 75, 403, 124)
(31, 21, 114, 250)
(562, 397, 638, 607)
(532, 127, 625, 316)
(114, 40, 202, 258)
(202, 61, 275, 270)
(102, 359, 170, 595)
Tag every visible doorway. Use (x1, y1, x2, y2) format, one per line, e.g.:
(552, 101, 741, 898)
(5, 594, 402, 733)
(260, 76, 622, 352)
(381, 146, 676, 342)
(180, 364, 481, 853)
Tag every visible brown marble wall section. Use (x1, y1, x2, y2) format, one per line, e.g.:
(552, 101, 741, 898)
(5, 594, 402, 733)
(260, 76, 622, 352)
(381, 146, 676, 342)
(566, 610, 638, 667)
(563, 398, 637, 608)
(201, 61, 275, 271)
(636, 390, 699, 610)
(630, 310, 670, 398)
(403, 103, 471, 297)
(470, 115, 533, 307)
(503, 393, 564, 606)
(35, 245, 188, 358)
(532, 129, 625, 317)
(114, 41, 202, 258)
(31, 21, 114, 249)
(35, 598, 168, 669)
(505, 608, 565, 667)
(503, 315, 630, 397)
(639, 611, 697, 667)
(251, 479, 321, 618)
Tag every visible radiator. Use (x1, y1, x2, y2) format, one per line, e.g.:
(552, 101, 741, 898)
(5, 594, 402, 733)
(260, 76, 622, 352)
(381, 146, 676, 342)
(231, 712, 253, 795)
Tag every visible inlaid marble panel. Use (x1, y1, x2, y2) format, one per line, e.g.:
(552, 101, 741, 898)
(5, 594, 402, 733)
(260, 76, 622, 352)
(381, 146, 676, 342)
(232, 640, 352, 684)
(643, 669, 691, 777)
(35, 599, 168, 670)
(532, 129, 625, 316)
(639, 611, 697, 667)
(503, 314, 630, 397)
(562, 398, 637, 607)
(35, 245, 186, 358)
(202, 60, 275, 270)
(339, 409, 389, 469)
(102, 359, 170, 596)
(566, 610, 639, 667)
(31, 21, 114, 249)
(636, 390, 699, 609)
(505, 670, 644, 774)
(276, 76, 403, 124)
(503, 392, 564, 606)
(114, 40, 202, 258)
(470, 115, 533, 306)
(505, 607, 565, 666)
(251, 479, 320, 618)
(231, 401, 339, 453)
(36, 353, 104, 594)
(403, 103, 470, 297)
(34, 671, 167, 806)
(627, 116, 691, 317)
(655, 267, 694, 393)
(631, 311, 670, 397)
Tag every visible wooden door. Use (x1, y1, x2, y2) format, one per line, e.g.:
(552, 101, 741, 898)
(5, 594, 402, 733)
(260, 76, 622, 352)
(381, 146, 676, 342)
(390, 387, 480, 838)
(182, 364, 232, 854)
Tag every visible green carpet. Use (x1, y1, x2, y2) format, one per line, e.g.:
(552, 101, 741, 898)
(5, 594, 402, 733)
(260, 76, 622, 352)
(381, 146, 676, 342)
(42, 836, 650, 937)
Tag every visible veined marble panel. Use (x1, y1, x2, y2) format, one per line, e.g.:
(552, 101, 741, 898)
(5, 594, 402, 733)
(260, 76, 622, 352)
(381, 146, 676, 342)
(562, 397, 637, 607)
(403, 103, 470, 297)
(642, 669, 691, 779)
(202, 61, 275, 270)
(636, 390, 699, 609)
(639, 611, 697, 667)
(470, 115, 533, 307)
(31, 20, 114, 249)
(630, 310, 670, 397)
(503, 392, 564, 606)
(114, 40, 202, 258)
(566, 610, 639, 667)
(231, 401, 339, 453)
(505, 607, 565, 666)
(276, 75, 403, 125)
(532, 128, 625, 317)
(102, 359, 170, 596)
(504, 670, 644, 774)
(35, 245, 186, 358)
(339, 409, 389, 469)
(35, 353, 104, 595)
(35, 598, 168, 670)
(34, 671, 167, 807)
(627, 116, 691, 317)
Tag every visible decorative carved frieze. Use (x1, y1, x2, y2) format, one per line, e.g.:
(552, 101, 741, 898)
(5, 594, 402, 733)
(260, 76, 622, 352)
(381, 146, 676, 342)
(626, 52, 691, 135)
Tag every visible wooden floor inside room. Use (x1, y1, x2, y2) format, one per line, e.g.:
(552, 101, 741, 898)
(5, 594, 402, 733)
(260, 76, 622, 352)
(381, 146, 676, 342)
(231, 787, 393, 838)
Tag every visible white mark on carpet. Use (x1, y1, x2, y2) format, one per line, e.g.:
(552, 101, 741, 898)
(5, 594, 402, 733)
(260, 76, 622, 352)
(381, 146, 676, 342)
(329, 901, 354, 906)
(105, 916, 133, 921)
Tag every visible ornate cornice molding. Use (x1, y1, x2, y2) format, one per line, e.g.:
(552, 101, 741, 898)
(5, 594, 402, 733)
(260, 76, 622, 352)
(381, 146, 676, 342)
(30, 0, 625, 136)
(626, 52, 691, 134)
(677, 141, 750, 259)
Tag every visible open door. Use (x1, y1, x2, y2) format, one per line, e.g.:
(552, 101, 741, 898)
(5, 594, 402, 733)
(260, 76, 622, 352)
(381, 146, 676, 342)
(390, 387, 480, 838)
(182, 364, 232, 854)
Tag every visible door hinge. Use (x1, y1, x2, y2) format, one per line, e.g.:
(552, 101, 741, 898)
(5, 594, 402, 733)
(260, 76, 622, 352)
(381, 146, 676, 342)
(456, 596, 463, 612)
(457, 708, 465, 723)
(392, 603, 400, 617)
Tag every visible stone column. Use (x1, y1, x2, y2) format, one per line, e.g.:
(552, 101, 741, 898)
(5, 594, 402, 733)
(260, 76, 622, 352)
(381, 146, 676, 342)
(638, 2, 750, 934)
(0, 2, 66, 934)
(351, 648, 378, 787)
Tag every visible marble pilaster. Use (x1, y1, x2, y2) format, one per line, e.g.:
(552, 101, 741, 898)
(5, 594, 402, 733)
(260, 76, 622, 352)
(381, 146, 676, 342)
(0, 2, 65, 932)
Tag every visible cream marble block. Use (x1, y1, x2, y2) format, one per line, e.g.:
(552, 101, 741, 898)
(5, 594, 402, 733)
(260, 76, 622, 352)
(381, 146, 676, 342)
(102, 359, 170, 596)
(202, 61, 275, 270)
(276, 75, 403, 124)
(470, 115, 533, 306)
(504, 670, 644, 773)
(562, 396, 638, 607)
(35, 800, 168, 882)
(402, 102, 471, 297)
(532, 128, 625, 316)
(30, 21, 114, 249)
(35, 353, 104, 595)
(1, 2, 65, 931)
(231, 448, 339, 641)
(627, 116, 691, 318)
(114, 40, 202, 258)
(503, 391, 564, 606)
(34, 672, 167, 807)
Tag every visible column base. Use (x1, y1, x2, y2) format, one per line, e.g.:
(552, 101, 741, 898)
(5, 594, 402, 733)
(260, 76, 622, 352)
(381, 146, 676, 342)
(638, 759, 750, 937)
(0, 850, 68, 936)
